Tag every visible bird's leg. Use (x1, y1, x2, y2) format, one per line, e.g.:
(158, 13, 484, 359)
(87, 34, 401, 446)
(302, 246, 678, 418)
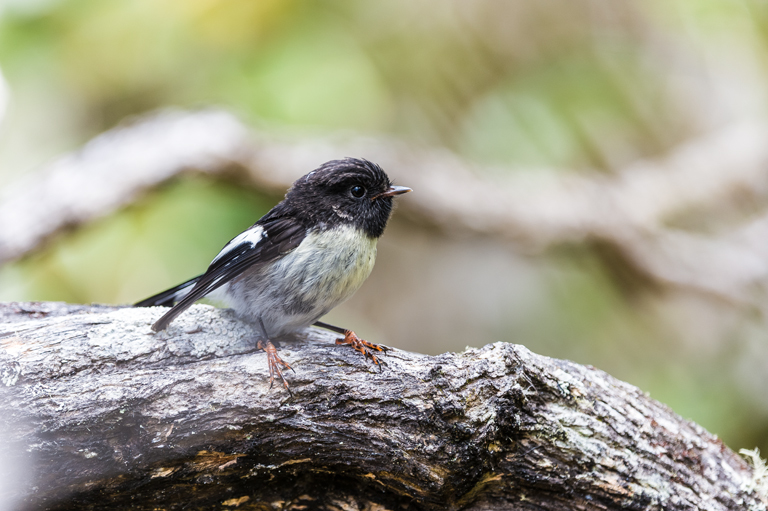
(313, 321, 387, 369)
(256, 317, 294, 394)
(257, 339, 293, 393)
(337, 330, 386, 368)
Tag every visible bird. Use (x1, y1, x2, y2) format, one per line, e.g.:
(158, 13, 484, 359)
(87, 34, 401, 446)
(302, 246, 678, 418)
(135, 158, 411, 391)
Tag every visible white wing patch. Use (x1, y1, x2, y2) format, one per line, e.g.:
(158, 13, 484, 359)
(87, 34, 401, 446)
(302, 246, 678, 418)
(211, 225, 265, 264)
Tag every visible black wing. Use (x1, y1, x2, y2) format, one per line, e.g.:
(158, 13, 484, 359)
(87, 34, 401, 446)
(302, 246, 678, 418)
(135, 276, 201, 308)
(149, 217, 306, 332)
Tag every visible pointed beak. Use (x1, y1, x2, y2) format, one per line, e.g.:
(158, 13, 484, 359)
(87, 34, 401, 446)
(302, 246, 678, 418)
(372, 185, 412, 201)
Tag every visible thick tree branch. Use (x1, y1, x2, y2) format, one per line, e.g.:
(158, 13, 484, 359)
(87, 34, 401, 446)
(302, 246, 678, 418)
(0, 302, 764, 510)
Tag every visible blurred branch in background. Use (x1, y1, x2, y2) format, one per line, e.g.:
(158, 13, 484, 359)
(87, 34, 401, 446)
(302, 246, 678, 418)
(3, 108, 768, 312)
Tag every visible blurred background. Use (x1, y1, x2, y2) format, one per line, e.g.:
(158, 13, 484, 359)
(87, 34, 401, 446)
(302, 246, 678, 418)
(1, 0, 768, 456)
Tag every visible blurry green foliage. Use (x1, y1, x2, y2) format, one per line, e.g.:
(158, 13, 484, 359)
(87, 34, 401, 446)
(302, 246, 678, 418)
(0, 177, 275, 304)
(0, 0, 709, 172)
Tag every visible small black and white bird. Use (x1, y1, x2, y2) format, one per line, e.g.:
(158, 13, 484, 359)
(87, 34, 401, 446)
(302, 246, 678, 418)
(135, 158, 410, 390)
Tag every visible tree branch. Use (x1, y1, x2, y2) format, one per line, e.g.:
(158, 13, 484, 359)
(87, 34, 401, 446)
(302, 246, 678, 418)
(1, 302, 764, 510)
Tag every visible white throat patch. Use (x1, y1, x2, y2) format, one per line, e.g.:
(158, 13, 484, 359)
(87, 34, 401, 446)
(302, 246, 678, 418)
(332, 205, 353, 220)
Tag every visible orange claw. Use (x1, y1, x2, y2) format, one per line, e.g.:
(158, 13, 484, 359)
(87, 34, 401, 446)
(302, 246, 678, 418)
(335, 330, 387, 369)
(257, 339, 294, 393)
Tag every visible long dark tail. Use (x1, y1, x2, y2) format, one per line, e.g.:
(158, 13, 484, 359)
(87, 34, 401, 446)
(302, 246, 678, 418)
(134, 276, 201, 308)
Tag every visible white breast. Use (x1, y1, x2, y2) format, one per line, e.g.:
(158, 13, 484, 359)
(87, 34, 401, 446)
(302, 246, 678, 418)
(223, 225, 378, 336)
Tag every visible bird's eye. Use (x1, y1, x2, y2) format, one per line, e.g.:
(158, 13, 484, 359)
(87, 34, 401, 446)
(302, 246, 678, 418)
(350, 185, 366, 198)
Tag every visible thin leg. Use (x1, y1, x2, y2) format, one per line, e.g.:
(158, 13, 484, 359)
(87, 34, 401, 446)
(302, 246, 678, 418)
(257, 339, 294, 394)
(257, 317, 294, 394)
(313, 321, 387, 369)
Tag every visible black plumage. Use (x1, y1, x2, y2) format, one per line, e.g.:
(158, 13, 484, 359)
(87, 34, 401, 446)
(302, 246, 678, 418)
(272, 158, 396, 238)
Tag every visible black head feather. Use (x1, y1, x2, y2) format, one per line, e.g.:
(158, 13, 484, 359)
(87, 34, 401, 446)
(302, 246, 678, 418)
(275, 158, 404, 238)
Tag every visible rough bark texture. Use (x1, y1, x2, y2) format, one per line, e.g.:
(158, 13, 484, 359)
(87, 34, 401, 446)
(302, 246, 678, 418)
(0, 302, 764, 511)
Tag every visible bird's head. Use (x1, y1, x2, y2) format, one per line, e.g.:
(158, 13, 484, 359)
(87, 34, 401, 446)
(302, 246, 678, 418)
(286, 158, 411, 238)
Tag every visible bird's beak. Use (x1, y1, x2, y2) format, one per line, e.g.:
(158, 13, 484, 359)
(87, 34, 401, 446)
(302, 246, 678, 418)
(372, 185, 412, 201)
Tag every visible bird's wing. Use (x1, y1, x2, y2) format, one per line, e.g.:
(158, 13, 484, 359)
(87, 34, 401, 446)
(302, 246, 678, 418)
(150, 217, 307, 332)
(134, 276, 201, 307)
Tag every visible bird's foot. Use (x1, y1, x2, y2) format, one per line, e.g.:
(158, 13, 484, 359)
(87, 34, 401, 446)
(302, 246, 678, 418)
(257, 339, 294, 394)
(335, 330, 387, 370)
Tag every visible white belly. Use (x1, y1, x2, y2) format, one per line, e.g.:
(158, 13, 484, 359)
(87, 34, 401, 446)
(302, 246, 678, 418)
(223, 225, 377, 337)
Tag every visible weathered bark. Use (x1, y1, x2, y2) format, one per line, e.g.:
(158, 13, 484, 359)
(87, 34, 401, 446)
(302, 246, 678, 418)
(0, 302, 764, 511)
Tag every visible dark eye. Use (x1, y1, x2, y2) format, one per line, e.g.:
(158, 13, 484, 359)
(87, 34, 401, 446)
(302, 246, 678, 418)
(350, 185, 366, 198)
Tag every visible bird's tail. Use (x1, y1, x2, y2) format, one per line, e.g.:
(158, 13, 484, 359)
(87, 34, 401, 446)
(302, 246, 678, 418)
(134, 276, 201, 308)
